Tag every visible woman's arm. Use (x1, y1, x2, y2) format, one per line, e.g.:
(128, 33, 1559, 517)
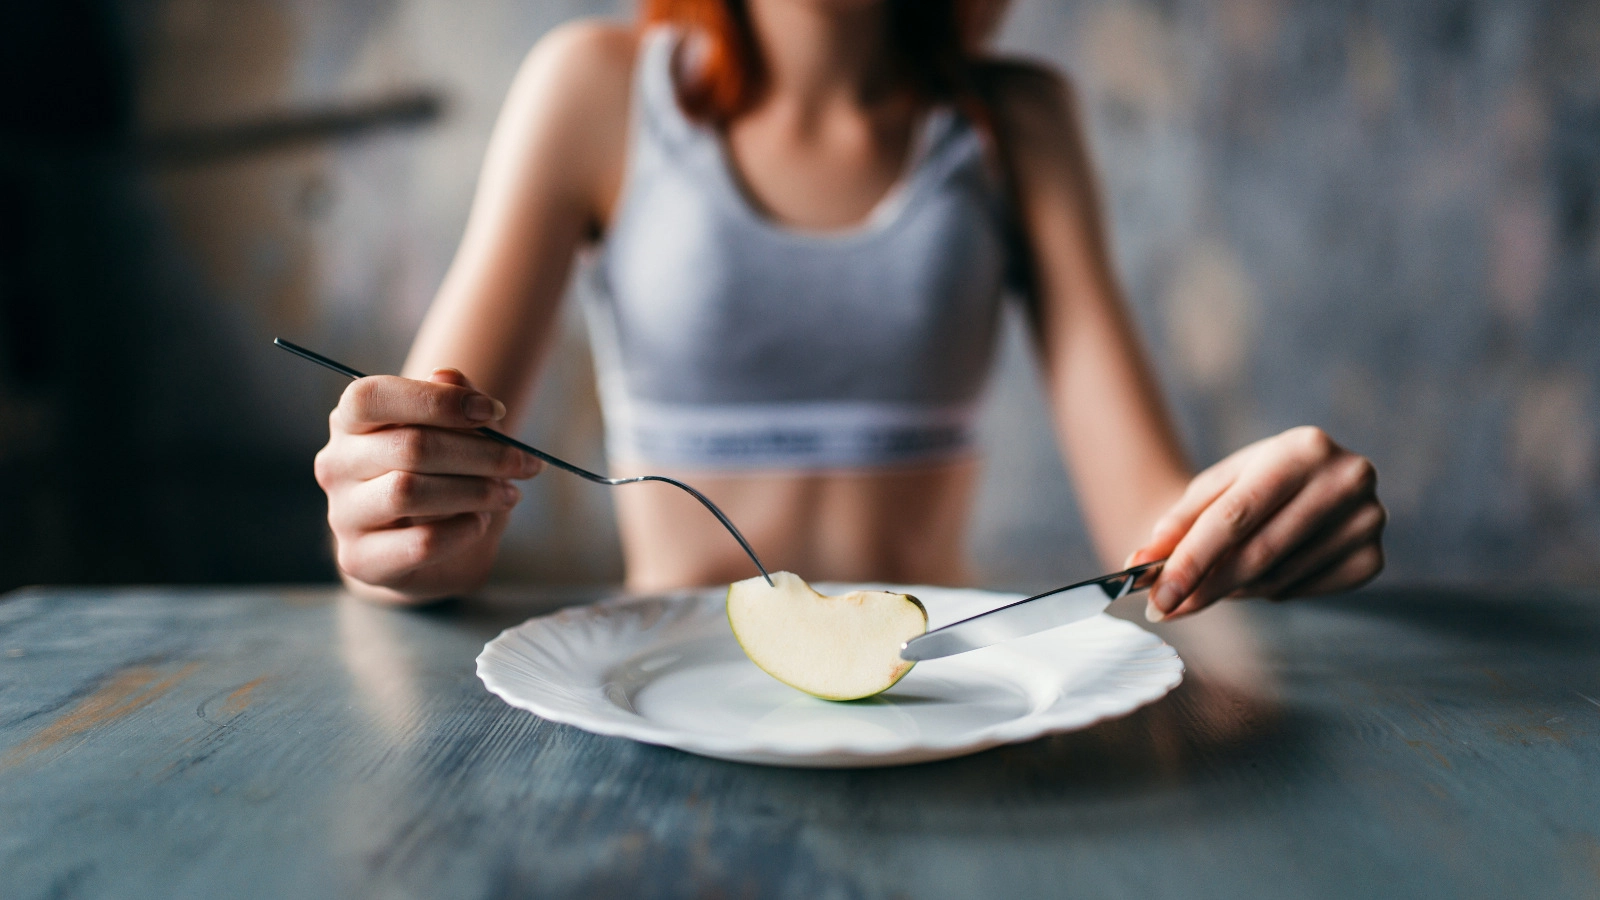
(982, 63, 1191, 567)
(402, 21, 634, 413)
(316, 22, 637, 603)
(986, 64, 1384, 618)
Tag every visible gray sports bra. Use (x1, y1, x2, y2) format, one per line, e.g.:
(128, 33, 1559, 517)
(583, 28, 1014, 470)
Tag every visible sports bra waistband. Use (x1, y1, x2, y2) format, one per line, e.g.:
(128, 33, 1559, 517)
(600, 396, 980, 470)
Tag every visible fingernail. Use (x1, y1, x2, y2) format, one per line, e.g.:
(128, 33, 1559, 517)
(1144, 598, 1165, 623)
(1151, 583, 1181, 615)
(503, 482, 521, 506)
(522, 453, 543, 477)
(464, 394, 503, 422)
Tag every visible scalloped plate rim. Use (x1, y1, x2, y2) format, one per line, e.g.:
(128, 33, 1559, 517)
(476, 584, 1184, 767)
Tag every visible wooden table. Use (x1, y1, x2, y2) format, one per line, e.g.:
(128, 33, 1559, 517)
(2, 583, 1597, 899)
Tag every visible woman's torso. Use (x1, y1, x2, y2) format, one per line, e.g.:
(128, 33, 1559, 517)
(586, 28, 1015, 591)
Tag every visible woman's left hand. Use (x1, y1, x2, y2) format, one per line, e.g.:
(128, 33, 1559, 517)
(1130, 426, 1387, 621)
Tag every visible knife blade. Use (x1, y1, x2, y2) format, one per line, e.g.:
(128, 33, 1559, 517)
(898, 560, 1166, 661)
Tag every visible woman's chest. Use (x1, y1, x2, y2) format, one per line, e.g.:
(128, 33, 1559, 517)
(596, 168, 1008, 402)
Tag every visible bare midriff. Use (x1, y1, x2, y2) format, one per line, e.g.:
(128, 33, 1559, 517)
(611, 457, 980, 592)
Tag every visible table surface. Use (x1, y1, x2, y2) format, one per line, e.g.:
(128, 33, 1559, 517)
(1, 583, 1597, 900)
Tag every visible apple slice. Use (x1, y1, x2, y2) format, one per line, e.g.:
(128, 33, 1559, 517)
(727, 571, 928, 701)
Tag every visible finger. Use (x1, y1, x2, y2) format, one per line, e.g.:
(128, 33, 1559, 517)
(316, 427, 539, 484)
(335, 513, 495, 584)
(328, 425, 542, 483)
(330, 472, 520, 532)
(1136, 457, 1242, 562)
(427, 367, 477, 390)
(1165, 502, 1385, 618)
(332, 375, 506, 434)
(1186, 453, 1379, 604)
(1270, 542, 1385, 599)
(1147, 462, 1312, 620)
(1242, 500, 1387, 600)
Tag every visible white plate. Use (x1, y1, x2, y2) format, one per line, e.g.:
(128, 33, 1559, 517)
(476, 584, 1183, 767)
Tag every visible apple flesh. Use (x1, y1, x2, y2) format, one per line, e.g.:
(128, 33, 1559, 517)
(727, 571, 928, 701)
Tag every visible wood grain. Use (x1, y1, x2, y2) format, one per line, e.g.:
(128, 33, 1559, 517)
(0, 584, 1596, 899)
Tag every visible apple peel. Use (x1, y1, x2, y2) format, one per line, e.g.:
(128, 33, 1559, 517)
(727, 571, 928, 701)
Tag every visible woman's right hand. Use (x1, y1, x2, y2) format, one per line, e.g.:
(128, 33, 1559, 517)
(314, 367, 542, 604)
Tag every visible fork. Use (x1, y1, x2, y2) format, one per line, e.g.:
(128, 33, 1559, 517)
(274, 338, 774, 586)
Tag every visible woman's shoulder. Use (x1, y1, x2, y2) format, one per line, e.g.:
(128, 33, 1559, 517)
(516, 18, 639, 105)
(493, 20, 640, 221)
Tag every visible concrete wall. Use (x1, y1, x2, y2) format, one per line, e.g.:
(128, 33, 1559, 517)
(1, 0, 1596, 591)
(979, 0, 1600, 588)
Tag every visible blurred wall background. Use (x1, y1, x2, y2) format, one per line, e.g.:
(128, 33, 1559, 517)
(1, 0, 1596, 593)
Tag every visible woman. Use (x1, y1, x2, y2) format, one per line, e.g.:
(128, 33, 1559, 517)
(313, 0, 1386, 620)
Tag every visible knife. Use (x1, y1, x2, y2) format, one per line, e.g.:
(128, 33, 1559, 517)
(898, 560, 1166, 661)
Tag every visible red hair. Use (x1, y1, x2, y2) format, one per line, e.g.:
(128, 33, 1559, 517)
(639, 0, 996, 124)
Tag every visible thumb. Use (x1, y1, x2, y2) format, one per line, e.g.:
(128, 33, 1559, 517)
(426, 367, 506, 424)
(1124, 546, 1161, 570)
(1127, 458, 1246, 572)
(1125, 512, 1187, 571)
(427, 367, 477, 390)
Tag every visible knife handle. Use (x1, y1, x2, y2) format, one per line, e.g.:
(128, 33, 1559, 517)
(1123, 560, 1164, 596)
